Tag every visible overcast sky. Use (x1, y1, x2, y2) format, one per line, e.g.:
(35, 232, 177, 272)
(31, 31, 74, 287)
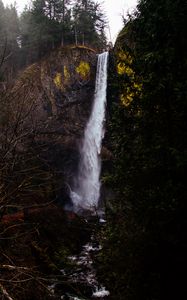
(2, 0, 138, 42)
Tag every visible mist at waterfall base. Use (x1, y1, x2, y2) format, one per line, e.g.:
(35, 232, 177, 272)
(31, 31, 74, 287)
(70, 52, 108, 214)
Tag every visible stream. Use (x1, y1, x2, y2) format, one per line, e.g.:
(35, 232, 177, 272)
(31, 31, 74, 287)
(49, 221, 110, 300)
(65, 237, 109, 299)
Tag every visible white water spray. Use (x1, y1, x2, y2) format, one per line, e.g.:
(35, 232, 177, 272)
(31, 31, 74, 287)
(71, 52, 108, 212)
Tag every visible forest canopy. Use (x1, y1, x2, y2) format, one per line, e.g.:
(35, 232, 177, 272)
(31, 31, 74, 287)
(0, 0, 107, 79)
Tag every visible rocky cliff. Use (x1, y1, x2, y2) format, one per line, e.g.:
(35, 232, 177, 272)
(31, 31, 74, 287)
(10, 46, 97, 203)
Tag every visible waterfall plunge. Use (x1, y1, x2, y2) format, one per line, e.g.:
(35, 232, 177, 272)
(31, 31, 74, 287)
(71, 52, 108, 213)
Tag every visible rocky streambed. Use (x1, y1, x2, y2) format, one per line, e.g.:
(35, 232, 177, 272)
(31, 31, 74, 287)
(50, 221, 110, 300)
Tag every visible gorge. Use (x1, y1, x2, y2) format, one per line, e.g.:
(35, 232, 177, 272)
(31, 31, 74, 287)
(0, 0, 186, 298)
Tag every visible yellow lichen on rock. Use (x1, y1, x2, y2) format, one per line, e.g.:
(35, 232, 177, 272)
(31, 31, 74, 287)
(76, 61, 90, 80)
(116, 49, 134, 77)
(64, 66, 70, 82)
(117, 50, 133, 64)
(117, 63, 135, 77)
(116, 47, 142, 107)
(53, 67, 70, 90)
(133, 82, 142, 92)
(117, 62, 126, 75)
(54, 72, 62, 89)
(120, 93, 133, 107)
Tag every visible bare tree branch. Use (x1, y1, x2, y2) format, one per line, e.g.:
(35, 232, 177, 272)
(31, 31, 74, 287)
(0, 283, 14, 300)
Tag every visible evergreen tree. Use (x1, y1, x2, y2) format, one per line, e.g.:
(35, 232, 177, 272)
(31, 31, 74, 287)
(61, 0, 72, 46)
(0, 0, 5, 68)
(4, 4, 20, 50)
(0, 0, 5, 38)
(0, 1, 20, 79)
(19, 0, 73, 64)
(19, 0, 106, 66)
(72, 0, 107, 48)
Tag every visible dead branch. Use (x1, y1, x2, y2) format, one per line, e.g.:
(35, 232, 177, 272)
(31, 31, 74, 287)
(0, 265, 31, 271)
(2, 198, 55, 210)
(0, 223, 29, 236)
(0, 283, 14, 300)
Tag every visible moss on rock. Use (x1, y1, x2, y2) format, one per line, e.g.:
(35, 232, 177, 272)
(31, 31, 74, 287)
(76, 61, 90, 80)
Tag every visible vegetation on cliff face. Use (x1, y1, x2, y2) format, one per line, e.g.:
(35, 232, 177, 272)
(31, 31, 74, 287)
(99, 0, 187, 299)
(76, 61, 91, 80)
(116, 49, 142, 107)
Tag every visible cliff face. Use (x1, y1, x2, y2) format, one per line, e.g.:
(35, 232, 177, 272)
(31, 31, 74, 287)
(11, 46, 97, 197)
(14, 46, 97, 135)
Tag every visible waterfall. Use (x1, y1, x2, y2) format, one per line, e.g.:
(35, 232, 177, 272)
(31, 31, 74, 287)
(70, 52, 108, 213)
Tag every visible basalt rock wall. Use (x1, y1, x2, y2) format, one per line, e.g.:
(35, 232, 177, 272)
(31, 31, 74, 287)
(11, 46, 97, 200)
